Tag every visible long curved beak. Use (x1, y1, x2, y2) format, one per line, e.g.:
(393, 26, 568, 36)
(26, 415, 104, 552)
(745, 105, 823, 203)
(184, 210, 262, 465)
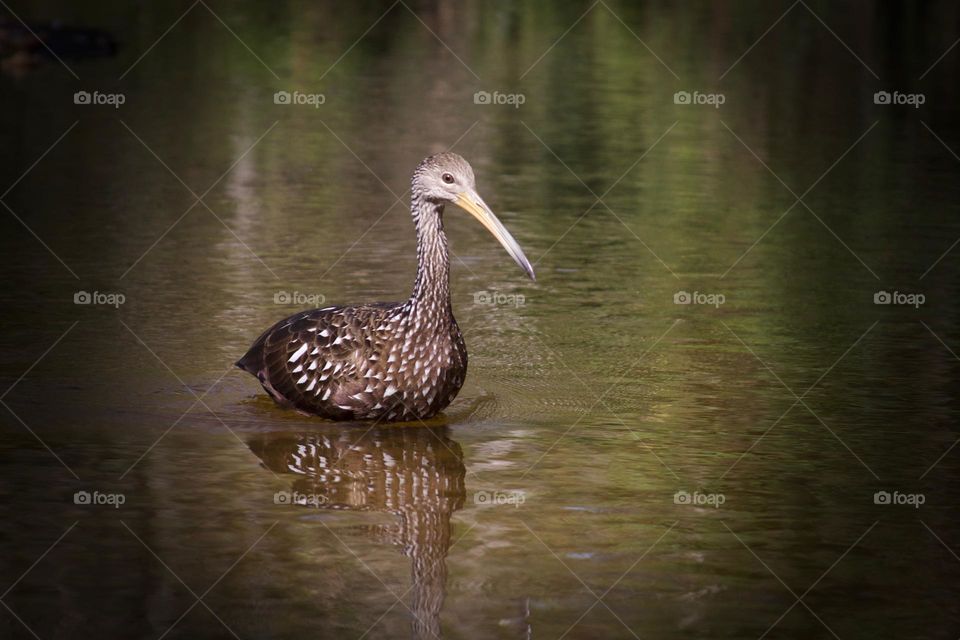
(454, 189, 536, 281)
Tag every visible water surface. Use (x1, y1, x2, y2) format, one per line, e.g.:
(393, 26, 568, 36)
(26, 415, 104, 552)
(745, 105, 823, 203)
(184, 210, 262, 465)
(2, 2, 960, 638)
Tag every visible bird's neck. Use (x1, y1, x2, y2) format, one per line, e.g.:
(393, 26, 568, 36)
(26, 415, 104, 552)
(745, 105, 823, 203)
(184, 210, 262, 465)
(409, 197, 451, 313)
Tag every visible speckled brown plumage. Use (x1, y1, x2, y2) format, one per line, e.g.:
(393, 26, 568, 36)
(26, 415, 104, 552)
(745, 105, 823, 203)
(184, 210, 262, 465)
(237, 152, 534, 421)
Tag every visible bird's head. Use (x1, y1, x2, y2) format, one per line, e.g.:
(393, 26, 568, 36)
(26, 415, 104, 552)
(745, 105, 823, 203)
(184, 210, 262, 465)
(413, 152, 535, 281)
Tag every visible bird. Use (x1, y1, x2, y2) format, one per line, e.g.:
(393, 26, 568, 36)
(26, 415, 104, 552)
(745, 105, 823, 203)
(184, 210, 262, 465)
(237, 152, 535, 422)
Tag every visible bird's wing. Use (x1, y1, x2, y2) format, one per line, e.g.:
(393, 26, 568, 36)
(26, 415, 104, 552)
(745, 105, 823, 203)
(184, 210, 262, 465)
(238, 304, 400, 417)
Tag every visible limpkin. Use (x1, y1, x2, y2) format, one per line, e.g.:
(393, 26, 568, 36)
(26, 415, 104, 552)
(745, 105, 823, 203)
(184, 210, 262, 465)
(237, 152, 534, 421)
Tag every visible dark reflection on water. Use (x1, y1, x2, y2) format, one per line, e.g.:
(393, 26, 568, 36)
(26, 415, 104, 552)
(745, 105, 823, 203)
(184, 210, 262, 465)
(248, 427, 466, 640)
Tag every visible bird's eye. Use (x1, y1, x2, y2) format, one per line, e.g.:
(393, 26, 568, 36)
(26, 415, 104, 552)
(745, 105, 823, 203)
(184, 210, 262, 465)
(442, 173, 455, 184)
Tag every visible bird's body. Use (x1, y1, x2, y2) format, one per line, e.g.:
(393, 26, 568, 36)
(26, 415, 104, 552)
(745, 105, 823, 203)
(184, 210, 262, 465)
(237, 153, 533, 421)
(237, 301, 467, 421)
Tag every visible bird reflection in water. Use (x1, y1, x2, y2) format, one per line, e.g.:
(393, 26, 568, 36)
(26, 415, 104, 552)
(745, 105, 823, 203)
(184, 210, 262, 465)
(248, 427, 465, 638)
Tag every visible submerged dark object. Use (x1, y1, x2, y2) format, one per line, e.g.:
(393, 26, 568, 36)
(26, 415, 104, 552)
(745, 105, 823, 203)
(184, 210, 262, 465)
(1, 18, 117, 75)
(0, 19, 117, 59)
(237, 152, 535, 421)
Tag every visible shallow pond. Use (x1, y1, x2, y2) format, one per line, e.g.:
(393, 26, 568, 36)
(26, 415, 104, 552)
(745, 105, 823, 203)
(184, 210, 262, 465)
(2, 2, 959, 638)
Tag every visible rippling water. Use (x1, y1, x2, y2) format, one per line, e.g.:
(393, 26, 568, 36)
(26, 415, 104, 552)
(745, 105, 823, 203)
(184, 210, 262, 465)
(2, 2, 960, 638)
